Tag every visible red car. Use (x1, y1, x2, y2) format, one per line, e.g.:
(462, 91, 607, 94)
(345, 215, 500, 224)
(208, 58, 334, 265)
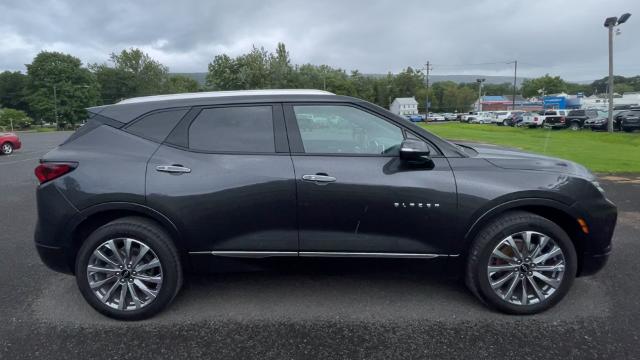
(0, 132, 21, 155)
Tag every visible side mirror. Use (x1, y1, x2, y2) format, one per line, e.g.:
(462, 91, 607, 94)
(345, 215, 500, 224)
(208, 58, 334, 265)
(399, 139, 433, 165)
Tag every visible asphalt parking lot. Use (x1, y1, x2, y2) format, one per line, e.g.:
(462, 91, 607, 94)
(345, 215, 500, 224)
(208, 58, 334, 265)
(1, 131, 639, 359)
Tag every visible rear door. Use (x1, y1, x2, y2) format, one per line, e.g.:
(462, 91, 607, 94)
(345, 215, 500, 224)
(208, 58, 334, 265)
(284, 103, 457, 255)
(146, 104, 298, 254)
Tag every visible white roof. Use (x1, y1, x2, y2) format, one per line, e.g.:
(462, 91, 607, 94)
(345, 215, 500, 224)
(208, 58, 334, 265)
(118, 89, 335, 104)
(392, 97, 418, 105)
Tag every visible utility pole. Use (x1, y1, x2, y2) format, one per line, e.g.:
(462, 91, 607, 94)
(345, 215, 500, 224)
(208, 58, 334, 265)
(425, 61, 432, 117)
(604, 13, 631, 132)
(512, 60, 518, 111)
(476, 78, 485, 112)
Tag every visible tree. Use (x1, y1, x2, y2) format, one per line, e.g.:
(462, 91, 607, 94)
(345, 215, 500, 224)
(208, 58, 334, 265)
(164, 75, 200, 93)
(520, 75, 568, 97)
(269, 43, 294, 89)
(26, 51, 99, 126)
(0, 108, 32, 130)
(0, 71, 29, 112)
(92, 48, 171, 103)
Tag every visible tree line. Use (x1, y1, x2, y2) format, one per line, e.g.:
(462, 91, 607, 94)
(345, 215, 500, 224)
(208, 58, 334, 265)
(2, 42, 640, 129)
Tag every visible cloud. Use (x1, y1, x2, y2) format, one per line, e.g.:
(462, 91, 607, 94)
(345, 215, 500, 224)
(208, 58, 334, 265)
(0, 0, 637, 81)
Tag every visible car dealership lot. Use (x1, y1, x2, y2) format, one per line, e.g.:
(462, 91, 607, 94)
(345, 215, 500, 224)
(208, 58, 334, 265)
(1, 131, 640, 359)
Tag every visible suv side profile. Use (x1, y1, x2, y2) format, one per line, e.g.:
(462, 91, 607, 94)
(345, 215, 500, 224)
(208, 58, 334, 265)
(564, 109, 599, 130)
(34, 90, 617, 320)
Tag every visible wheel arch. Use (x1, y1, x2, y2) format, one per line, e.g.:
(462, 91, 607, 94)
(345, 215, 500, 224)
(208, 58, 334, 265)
(463, 198, 588, 275)
(65, 202, 186, 274)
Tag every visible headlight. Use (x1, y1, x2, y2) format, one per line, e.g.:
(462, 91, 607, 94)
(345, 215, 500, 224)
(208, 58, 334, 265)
(591, 180, 605, 194)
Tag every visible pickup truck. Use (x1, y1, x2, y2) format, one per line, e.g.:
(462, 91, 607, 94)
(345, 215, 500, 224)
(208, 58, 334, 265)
(548, 109, 599, 130)
(536, 110, 571, 129)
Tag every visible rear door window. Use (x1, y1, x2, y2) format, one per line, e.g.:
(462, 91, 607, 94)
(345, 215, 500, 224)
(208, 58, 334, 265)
(188, 106, 275, 153)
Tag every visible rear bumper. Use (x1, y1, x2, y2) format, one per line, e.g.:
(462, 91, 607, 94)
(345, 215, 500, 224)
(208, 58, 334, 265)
(543, 122, 566, 128)
(34, 182, 79, 274)
(35, 241, 73, 274)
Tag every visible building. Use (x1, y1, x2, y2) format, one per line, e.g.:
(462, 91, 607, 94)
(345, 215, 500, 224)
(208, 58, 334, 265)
(389, 97, 419, 116)
(474, 95, 541, 111)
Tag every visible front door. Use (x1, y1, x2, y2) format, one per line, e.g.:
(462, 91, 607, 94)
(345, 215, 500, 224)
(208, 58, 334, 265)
(285, 103, 457, 256)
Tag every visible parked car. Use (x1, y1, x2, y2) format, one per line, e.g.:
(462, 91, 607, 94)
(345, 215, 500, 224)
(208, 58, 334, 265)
(504, 113, 525, 127)
(520, 111, 545, 127)
(619, 109, 640, 132)
(583, 110, 623, 131)
(427, 113, 446, 121)
(0, 132, 21, 155)
(559, 109, 600, 131)
(460, 112, 477, 122)
(406, 114, 424, 122)
(34, 89, 616, 319)
(539, 110, 570, 129)
(468, 112, 493, 124)
(443, 113, 458, 121)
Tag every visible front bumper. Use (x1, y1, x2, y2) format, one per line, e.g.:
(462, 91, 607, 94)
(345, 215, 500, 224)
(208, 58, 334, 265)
(575, 197, 617, 276)
(584, 122, 607, 130)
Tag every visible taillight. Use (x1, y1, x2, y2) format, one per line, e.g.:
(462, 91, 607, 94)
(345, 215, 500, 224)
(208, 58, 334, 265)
(560, 117, 565, 123)
(534, 117, 539, 121)
(34, 162, 77, 184)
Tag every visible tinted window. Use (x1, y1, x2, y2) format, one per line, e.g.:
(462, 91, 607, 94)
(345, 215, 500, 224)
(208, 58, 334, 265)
(127, 109, 188, 142)
(189, 106, 274, 153)
(293, 105, 404, 155)
(569, 110, 584, 116)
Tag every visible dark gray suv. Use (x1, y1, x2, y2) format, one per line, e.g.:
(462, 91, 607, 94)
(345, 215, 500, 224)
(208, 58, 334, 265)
(34, 90, 617, 320)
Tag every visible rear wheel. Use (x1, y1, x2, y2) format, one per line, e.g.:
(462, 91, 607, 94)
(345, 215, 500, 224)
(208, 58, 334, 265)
(569, 122, 581, 131)
(75, 217, 182, 320)
(1, 142, 13, 155)
(466, 211, 577, 314)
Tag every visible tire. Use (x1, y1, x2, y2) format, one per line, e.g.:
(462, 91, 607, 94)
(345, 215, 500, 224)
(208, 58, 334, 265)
(502, 120, 508, 126)
(1, 142, 13, 155)
(75, 217, 183, 320)
(569, 122, 580, 131)
(623, 127, 633, 133)
(465, 211, 577, 315)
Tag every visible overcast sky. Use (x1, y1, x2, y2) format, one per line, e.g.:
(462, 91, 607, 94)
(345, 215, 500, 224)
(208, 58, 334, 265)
(0, 0, 637, 81)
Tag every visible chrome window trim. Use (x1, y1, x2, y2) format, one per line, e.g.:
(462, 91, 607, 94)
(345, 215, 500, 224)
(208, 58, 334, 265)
(189, 251, 458, 259)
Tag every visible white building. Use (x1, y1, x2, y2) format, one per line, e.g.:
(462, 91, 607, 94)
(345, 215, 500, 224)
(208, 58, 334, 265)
(389, 97, 419, 116)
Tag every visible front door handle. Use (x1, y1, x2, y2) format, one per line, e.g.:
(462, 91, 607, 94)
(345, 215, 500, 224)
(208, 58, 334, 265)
(156, 165, 191, 174)
(302, 174, 336, 183)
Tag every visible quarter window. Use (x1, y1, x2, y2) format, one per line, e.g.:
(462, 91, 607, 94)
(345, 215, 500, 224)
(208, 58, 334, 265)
(293, 105, 404, 155)
(189, 106, 275, 153)
(126, 109, 188, 142)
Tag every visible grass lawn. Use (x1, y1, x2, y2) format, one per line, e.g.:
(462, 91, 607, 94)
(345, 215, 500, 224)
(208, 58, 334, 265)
(419, 122, 640, 173)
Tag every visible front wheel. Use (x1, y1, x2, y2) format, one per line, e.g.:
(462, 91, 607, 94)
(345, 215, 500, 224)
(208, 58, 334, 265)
(75, 217, 183, 320)
(569, 122, 581, 131)
(1, 142, 13, 155)
(465, 211, 577, 314)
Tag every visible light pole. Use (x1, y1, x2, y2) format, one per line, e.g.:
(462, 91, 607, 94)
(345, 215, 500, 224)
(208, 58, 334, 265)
(604, 13, 631, 133)
(476, 78, 485, 112)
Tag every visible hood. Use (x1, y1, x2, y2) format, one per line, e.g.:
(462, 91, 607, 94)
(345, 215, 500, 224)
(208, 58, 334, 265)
(457, 142, 594, 179)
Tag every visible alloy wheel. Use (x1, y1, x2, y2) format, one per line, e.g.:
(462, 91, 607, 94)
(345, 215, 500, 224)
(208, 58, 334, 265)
(487, 231, 566, 306)
(86, 238, 163, 311)
(1, 143, 12, 155)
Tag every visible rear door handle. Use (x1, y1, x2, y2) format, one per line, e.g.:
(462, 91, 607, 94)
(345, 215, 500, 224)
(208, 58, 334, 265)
(302, 174, 336, 183)
(156, 165, 191, 174)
